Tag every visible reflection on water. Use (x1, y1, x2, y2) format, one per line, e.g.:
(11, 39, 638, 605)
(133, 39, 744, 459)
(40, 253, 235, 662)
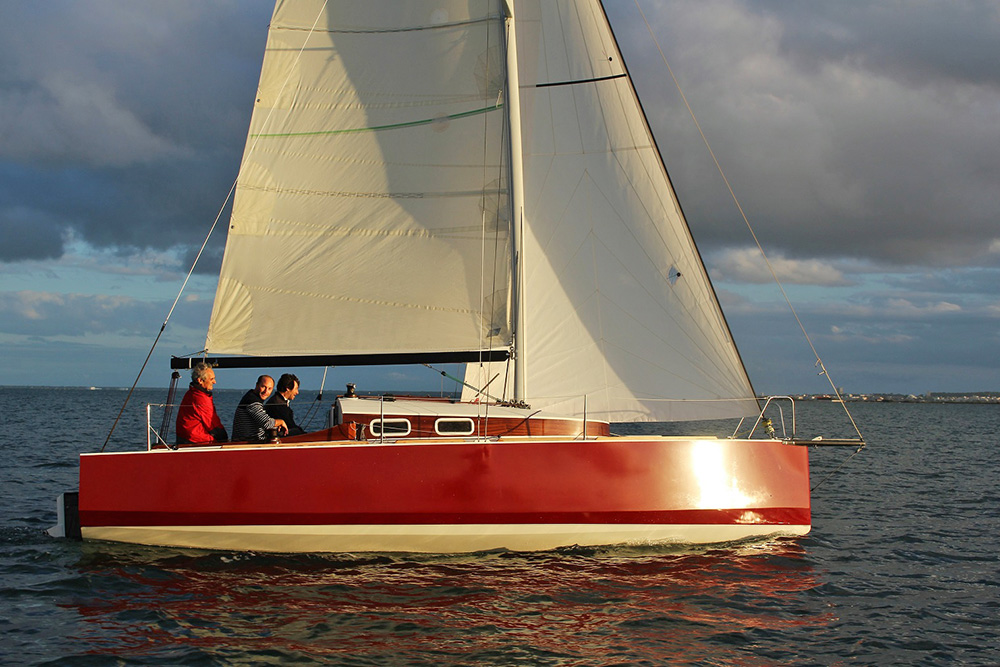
(8, 391, 1000, 664)
(64, 539, 826, 664)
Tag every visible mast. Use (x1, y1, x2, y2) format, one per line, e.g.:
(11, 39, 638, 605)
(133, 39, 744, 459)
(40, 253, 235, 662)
(503, 0, 527, 401)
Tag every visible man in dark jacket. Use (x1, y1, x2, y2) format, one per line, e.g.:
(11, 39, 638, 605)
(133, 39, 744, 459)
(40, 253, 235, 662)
(232, 375, 286, 442)
(265, 373, 305, 436)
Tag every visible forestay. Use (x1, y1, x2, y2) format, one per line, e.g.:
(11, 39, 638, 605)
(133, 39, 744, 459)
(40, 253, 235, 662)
(464, 0, 758, 422)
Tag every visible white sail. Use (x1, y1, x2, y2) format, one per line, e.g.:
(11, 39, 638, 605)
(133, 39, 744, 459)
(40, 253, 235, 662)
(207, 1, 512, 357)
(208, 0, 756, 422)
(465, 0, 758, 421)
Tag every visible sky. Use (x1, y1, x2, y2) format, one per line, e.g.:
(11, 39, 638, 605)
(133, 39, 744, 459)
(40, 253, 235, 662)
(1, 0, 998, 396)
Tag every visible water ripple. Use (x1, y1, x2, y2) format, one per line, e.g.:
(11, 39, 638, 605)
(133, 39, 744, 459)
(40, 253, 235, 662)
(1, 391, 999, 664)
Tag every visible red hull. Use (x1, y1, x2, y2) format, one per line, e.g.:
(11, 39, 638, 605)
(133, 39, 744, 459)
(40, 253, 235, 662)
(78, 435, 810, 553)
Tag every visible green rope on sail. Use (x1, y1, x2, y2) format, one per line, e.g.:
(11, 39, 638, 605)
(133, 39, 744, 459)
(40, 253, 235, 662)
(250, 103, 503, 139)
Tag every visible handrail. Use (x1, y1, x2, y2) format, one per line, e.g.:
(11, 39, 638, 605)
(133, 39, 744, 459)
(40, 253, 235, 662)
(146, 403, 178, 451)
(733, 396, 796, 439)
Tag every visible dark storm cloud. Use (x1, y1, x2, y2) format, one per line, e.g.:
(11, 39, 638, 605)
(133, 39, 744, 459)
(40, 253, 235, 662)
(608, 0, 1000, 269)
(0, 203, 66, 262)
(0, 0, 272, 264)
(5, 1, 997, 271)
(752, 1, 1000, 88)
(181, 241, 227, 277)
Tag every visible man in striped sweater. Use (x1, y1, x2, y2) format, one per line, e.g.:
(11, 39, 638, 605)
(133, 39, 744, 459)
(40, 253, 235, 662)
(231, 375, 287, 442)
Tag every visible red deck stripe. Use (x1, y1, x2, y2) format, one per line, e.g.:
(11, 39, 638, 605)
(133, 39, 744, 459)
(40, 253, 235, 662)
(81, 507, 810, 528)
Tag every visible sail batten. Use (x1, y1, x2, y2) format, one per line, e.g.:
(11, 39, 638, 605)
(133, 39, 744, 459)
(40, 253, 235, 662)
(535, 72, 628, 88)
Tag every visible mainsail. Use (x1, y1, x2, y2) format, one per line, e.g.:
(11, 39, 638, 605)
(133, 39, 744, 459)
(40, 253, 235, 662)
(208, 0, 756, 422)
(207, 1, 512, 357)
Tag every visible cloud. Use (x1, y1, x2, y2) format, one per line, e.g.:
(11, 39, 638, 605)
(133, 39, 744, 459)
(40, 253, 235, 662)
(59, 242, 190, 283)
(882, 268, 1000, 296)
(610, 0, 1000, 269)
(0, 207, 67, 262)
(4, 0, 997, 273)
(708, 247, 854, 285)
(0, 0, 271, 264)
(881, 298, 961, 317)
(726, 288, 1000, 393)
(829, 325, 913, 345)
(0, 74, 187, 168)
(0, 290, 160, 336)
(181, 242, 227, 277)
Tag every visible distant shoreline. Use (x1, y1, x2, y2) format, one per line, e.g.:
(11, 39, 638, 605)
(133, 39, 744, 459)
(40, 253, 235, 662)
(4, 385, 998, 404)
(792, 393, 1000, 404)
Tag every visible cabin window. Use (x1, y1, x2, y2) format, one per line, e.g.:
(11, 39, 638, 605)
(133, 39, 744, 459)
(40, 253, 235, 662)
(434, 418, 476, 436)
(369, 419, 411, 437)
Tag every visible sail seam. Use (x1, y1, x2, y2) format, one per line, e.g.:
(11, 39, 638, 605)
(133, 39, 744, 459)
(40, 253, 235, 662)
(273, 15, 502, 35)
(236, 184, 500, 203)
(250, 104, 502, 138)
(240, 284, 491, 316)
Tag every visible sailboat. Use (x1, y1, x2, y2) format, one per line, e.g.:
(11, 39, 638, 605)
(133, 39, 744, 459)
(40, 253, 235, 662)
(50, 0, 860, 553)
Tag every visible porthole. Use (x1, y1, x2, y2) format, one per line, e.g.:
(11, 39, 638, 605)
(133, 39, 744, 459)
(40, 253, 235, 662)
(434, 418, 475, 436)
(370, 419, 411, 437)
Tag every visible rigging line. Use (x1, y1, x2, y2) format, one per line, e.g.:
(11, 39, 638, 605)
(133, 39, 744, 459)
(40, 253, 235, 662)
(633, 0, 864, 441)
(497, 409, 543, 437)
(483, 109, 508, 423)
(423, 364, 503, 404)
(476, 19, 491, 417)
(810, 443, 867, 492)
(101, 3, 333, 452)
(468, 18, 510, 425)
(301, 365, 330, 430)
(100, 178, 238, 453)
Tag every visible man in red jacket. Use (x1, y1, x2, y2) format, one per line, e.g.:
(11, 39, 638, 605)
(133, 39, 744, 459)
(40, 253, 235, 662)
(175, 362, 228, 445)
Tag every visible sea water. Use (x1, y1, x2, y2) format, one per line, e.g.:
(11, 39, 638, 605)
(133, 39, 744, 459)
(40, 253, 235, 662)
(1, 386, 998, 665)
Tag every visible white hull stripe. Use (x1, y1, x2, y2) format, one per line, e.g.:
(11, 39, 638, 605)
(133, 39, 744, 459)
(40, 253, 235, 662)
(83, 523, 810, 554)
